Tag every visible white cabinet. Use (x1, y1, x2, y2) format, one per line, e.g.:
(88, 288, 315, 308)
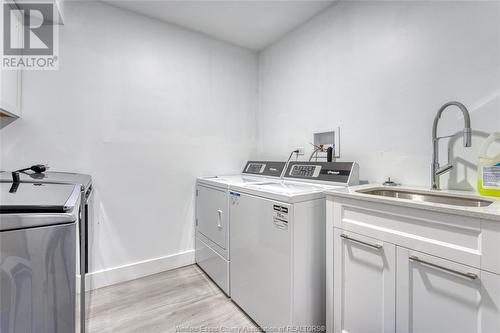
(0, 0, 65, 119)
(397, 248, 500, 333)
(333, 229, 396, 333)
(12, 0, 65, 25)
(326, 195, 500, 333)
(0, 8, 22, 118)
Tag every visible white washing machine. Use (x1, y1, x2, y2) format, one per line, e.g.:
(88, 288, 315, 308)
(195, 161, 286, 295)
(229, 161, 359, 330)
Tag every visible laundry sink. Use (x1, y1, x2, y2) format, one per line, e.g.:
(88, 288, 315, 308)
(357, 188, 494, 208)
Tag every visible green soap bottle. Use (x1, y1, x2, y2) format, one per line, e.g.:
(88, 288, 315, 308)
(478, 132, 500, 197)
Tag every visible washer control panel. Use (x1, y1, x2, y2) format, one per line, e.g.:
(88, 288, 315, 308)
(289, 164, 322, 178)
(284, 162, 359, 185)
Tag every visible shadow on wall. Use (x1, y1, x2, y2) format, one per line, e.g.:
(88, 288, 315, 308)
(447, 130, 490, 191)
(444, 89, 500, 191)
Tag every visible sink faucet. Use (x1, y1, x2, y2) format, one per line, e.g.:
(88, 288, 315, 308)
(431, 101, 472, 190)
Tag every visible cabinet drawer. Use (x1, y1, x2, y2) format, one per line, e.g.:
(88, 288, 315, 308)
(482, 221, 500, 275)
(330, 197, 481, 269)
(195, 236, 229, 296)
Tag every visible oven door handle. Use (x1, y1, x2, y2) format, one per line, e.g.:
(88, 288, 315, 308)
(85, 186, 93, 201)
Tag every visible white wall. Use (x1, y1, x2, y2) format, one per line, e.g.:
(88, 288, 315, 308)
(257, 1, 500, 189)
(0, 2, 258, 280)
(2, 0, 499, 286)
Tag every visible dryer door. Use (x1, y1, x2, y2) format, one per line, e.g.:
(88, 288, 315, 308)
(196, 185, 227, 250)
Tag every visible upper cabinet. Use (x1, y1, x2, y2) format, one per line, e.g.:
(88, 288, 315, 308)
(14, 0, 65, 25)
(0, 0, 64, 121)
(22, 0, 65, 25)
(0, 7, 22, 118)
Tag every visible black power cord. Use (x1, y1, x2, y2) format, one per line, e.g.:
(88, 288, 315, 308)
(327, 147, 333, 162)
(9, 172, 20, 193)
(15, 164, 49, 174)
(9, 164, 49, 193)
(281, 150, 300, 179)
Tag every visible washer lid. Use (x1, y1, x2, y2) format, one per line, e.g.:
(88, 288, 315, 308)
(231, 180, 343, 203)
(0, 182, 80, 214)
(247, 182, 326, 195)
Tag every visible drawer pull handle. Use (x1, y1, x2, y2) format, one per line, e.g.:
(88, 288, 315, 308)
(217, 210, 223, 229)
(409, 255, 478, 280)
(340, 234, 383, 250)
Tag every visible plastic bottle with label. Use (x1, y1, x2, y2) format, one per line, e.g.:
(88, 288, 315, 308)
(478, 132, 500, 197)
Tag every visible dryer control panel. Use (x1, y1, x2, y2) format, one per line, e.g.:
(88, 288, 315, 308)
(242, 161, 286, 178)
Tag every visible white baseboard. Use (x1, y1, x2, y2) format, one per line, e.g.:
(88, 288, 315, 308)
(78, 250, 195, 291)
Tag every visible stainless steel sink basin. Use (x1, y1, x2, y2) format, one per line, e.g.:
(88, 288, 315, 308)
(357, 189, 494, 208)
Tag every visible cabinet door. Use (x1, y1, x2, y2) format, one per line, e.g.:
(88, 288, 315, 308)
(396, 248, 500, 333)
(196, 185, 227, 249)
(333, 228, 396, 333)
(0, 7, 22, 117)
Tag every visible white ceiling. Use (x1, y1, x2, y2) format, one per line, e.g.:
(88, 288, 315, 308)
(104, 0, 335, 50)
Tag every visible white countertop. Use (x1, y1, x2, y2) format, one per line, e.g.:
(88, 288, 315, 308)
(325, 184, 500, 221)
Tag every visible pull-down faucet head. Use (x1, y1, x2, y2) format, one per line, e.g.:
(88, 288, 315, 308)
(463, 127, 472, 148)
(431, 101, 472, 190)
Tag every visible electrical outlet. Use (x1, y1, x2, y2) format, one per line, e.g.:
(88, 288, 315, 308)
(295, 147, 305, 156)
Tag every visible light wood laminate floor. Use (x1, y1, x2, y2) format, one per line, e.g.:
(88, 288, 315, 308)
(86, 265, 258, 333)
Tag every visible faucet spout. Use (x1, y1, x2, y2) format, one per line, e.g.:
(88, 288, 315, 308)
(432, 101, 471, 147)
(431, 101, 472, 190)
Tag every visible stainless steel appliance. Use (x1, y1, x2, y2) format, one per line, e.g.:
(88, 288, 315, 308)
(0, 171, 93, 333)
(0, 182, 81, 333)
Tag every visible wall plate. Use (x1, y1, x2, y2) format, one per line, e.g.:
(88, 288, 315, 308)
(313, 127, 340, 158)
